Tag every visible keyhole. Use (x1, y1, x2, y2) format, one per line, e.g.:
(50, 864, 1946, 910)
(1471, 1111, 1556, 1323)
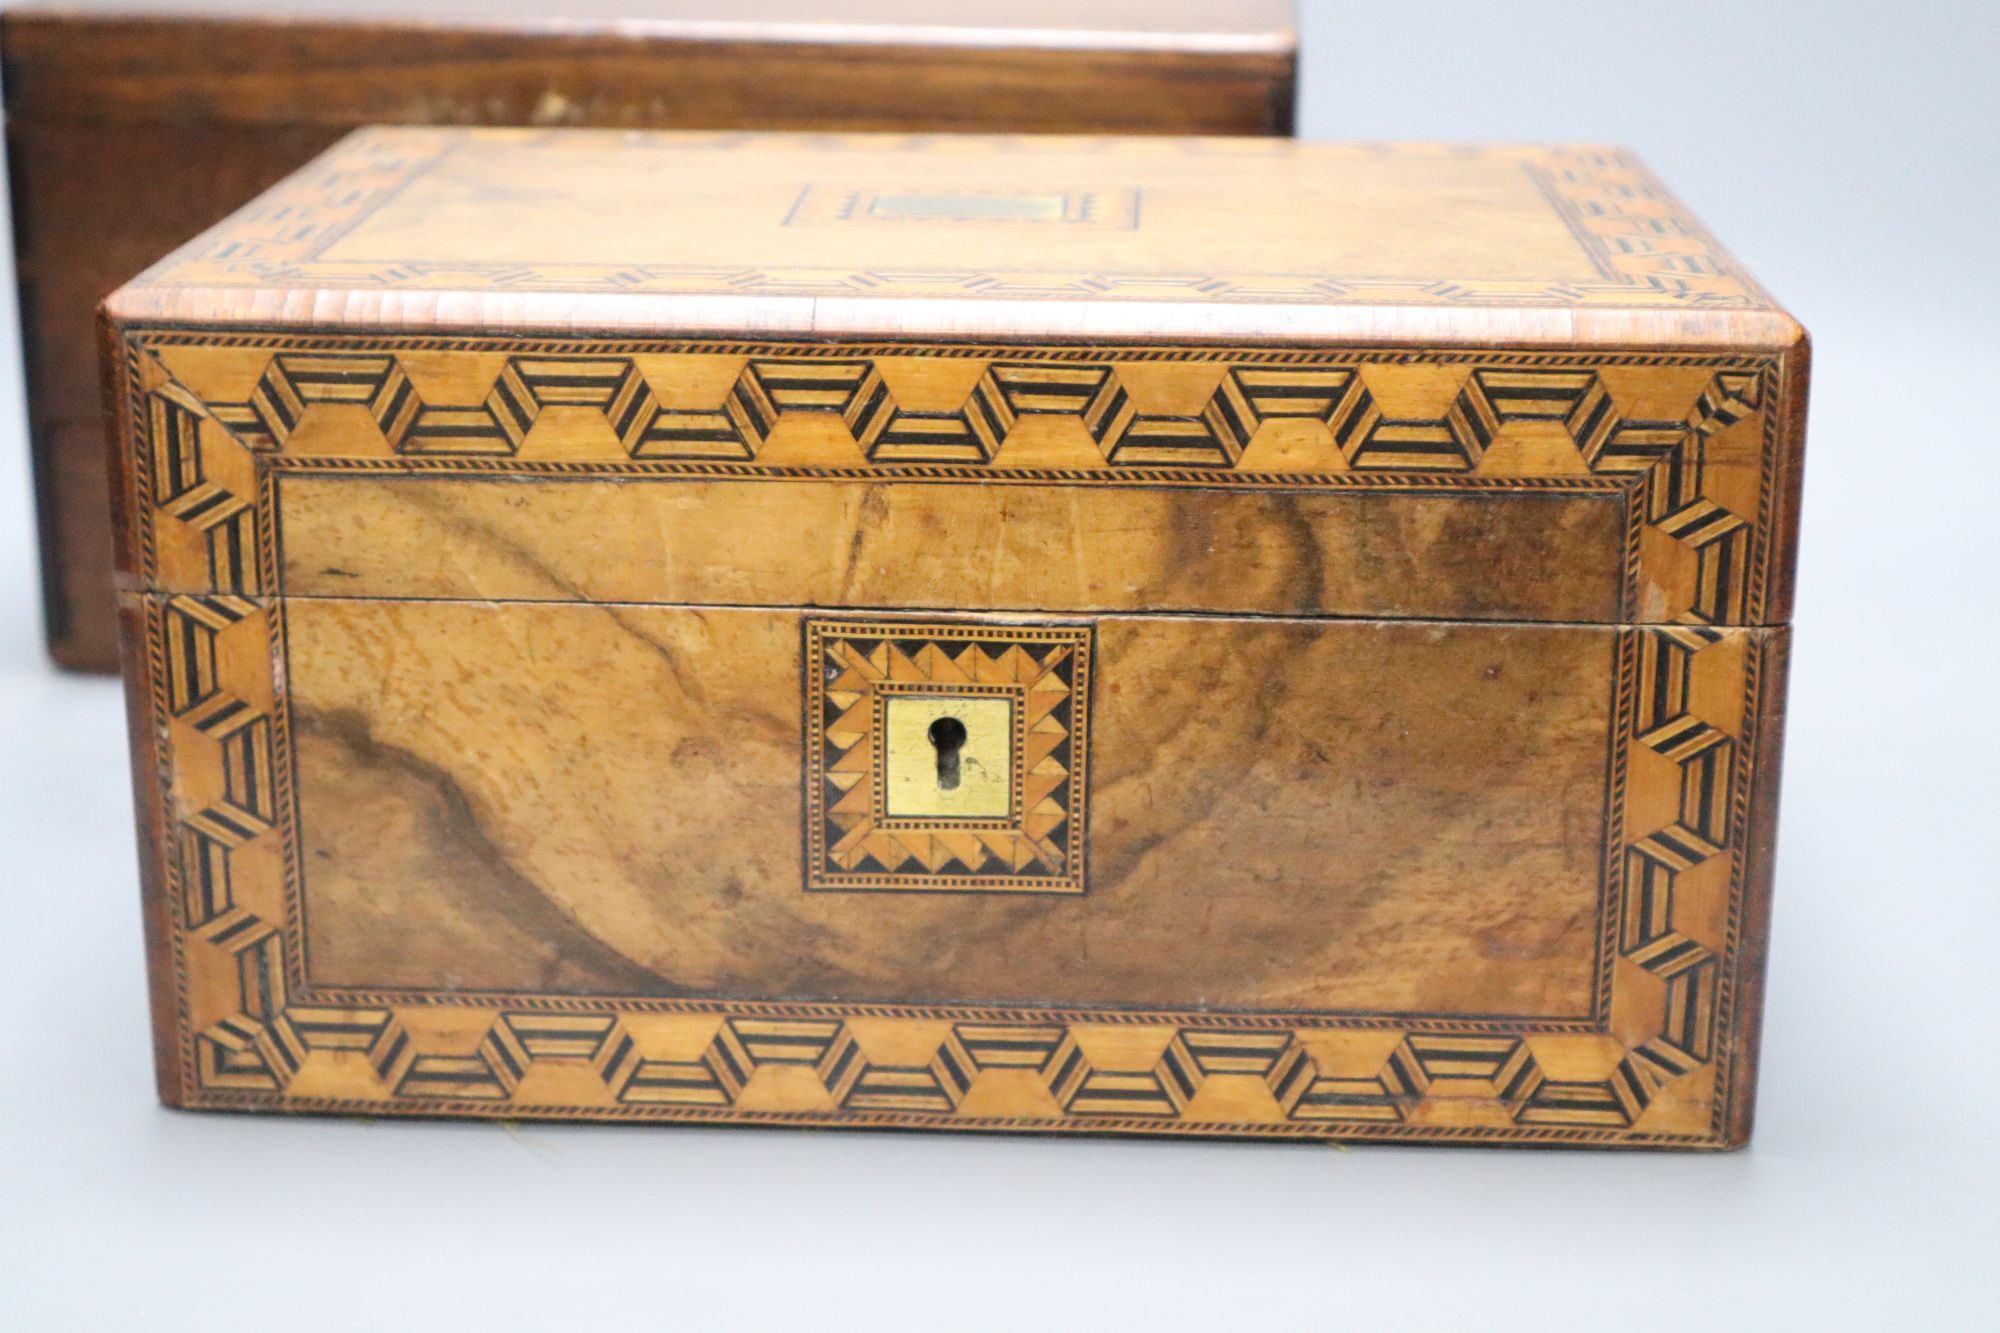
(928, 716, 967, 790)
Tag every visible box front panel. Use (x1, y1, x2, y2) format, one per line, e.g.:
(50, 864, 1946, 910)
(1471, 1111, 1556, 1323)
(110, 328, 1799, 1145)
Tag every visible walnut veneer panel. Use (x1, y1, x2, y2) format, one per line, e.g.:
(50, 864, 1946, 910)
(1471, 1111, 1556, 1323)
(275, 477, 1625, 622)
(286, 599, 1611, 1016)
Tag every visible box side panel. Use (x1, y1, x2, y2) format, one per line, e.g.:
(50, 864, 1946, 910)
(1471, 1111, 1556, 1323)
(1718, 623, 1791, 1147)
(101, 323, 186, 1105)
(1717, 333, 1803, 1134)
(1761, 332, 1812, 627)
(117, 598, 185, 1106)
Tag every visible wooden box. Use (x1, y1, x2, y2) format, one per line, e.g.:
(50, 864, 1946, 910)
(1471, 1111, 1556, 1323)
(2, 0, 1296, 673)
(102, 129, 1807, 1147)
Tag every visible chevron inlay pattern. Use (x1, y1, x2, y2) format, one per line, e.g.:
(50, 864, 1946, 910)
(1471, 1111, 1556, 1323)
(199, 354, 1764, 486)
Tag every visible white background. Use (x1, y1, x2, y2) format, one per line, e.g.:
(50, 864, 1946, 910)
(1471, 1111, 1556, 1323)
(3, 1, 1996, 1325)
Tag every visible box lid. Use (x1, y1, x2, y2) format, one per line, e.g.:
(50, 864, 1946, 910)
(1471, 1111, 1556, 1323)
(105, 130, 1808, 628)
(111, 128, 1798, 349)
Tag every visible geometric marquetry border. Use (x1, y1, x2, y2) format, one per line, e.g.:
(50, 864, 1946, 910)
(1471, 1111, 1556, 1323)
(804, 619, 1090, 893)
(111, 326, 1795, 1146)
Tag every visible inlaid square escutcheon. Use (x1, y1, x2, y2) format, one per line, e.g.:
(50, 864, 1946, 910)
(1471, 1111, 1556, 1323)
(804, 619, 1091, 894)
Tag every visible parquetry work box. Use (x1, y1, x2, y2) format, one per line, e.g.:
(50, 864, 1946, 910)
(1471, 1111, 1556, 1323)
(103, 130, 1807, 1147)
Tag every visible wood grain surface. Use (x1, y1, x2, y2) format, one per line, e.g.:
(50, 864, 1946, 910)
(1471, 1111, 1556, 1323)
(5, 2, 1295, 671)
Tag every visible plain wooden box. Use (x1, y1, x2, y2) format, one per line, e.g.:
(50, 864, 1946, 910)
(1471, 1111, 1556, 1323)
(1, 0, 1297, 672)
(102, 127, 1805, 1147)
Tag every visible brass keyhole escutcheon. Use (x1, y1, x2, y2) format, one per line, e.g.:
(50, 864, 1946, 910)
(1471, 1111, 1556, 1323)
(880, 697, 1012, 818)
(928, 716, 967, 790)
